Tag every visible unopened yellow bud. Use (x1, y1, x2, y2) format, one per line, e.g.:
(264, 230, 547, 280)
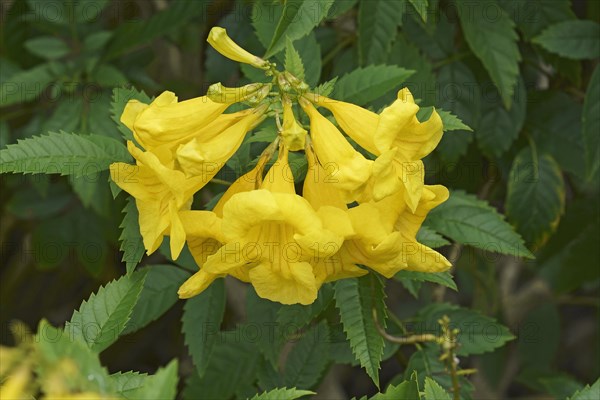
(281, 99, 307, 151)
(208, 27, 268, 69)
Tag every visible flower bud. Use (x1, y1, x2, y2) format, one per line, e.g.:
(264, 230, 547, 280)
(208, 27, 268, 69)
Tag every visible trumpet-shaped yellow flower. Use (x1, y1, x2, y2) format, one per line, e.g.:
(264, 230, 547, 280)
(207, 27, 268, 69)
(200, 148, 344, 304)
(178, 152, 274, 299)
(300, 98, 372, 199)
(175, 105, 267, 178)
(281, 98, 307, 151)
(110, 142, 207, 258)
(395, 185, 452, 273)
(121, 91, 234, 150)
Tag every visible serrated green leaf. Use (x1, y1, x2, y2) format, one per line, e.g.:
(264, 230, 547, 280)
(110, 371, 148, 396)
(424, 377, 452, 400)
(125, 360, 178, 400)
(66, 271, 147, 352)
(276, 284, 334, 332)
(333, 65, 414, 105)
(417, 226, 450, 248)
(123, 265, 190, 334)
(437, 109, 473, 132)
(285, 38, 305, 81)
(0, 64, 54, 106)
(24, 36, 70, 59)
(370, 378, 420, 400)
(476, 77, 526, 157)
(284, 322, 330, 389)
(314, 77, 337, 97)
(408, 0, 428, 22)
(533, 20, 600, 60)
(334, 275, 387, 387)
(358, 0, 405, 65)
(265, 0, 335, 58)
(247, 287, 285, 367)
(394, 271, 457, 292)
(249, 387, 316, 400)
(36, 320, 116, 395)
(528, 92, 585, 178)
(499, 0, 576, 39)
(435, 62, 479, 162)
(182, 329, 261, 400)
(111, 87, 152, 142)
(457, 0, 521, 108)
(583, 65, 600, 181)
(119, 197, 145, 274)
(182, 279, 226, 377)
(0, 131, 131, 177)
(417, 303, 515, 355)
(426, 190, 534, 258)
(568, 378, 600, 400)
(506, 147, 565, 248)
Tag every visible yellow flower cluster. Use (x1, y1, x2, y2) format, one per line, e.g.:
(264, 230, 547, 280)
(110, 27, 451, 305)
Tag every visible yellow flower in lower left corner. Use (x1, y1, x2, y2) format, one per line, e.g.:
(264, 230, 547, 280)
(110, 142, 208, 258)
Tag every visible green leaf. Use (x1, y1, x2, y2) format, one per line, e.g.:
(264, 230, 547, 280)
(277, 284, 334, 332)
(476, 77, 527, 157)
(0, 131, 131, 177)
(424, 377, 452, 400)
(435, 62, 480, 162)
(417, 303, 515, 355)
(284, 322, 330, 389)
(426, 190, 534, 258)
(370, 378, 420, 400)
(408, 0, 428, 22)
(24, 36, 70, 59)
(119, 197, 145, 274)
(334, 275, 387, 387)
(0, 64, 54, 106)
(111, 87, 152, 142)
(506, 147, 565, 248)
(569, 378, 600, 400)
(110, 371, 148, 396)
(247, 288, 285, 367)
(66, 271, 147, 352)
(358, 0, 405, 65)
(499, 0, 575, 39)
(249, 388, 316, 400)
(182, 329, 261, 400)
(416, 226, 450, 248)
(314, 77, 338, 97)
(182, 279, 226, 377)
(285, 38, 305, 81)
(394, 271, 457, 292)
(528, 92, 585, 178)
(333, 65, 414, 105)
(583, 65, 600, 181)
(93, 64, 129, 87)
(265, 0, 335, 58)
(36, 321, 116, 394)
(123, 265, 190, 334)
(456, 0, 521, 108)
(533, 20, 600, 60)
(437, 109, 473, 132)
(125, 360, 178, 400)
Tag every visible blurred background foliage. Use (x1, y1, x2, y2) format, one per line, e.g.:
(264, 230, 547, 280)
(0, 0, 599, 399)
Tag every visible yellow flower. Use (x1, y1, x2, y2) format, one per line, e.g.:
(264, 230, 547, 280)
(122, 91, 230, 150)
(110, 142, 206, 258)
(178, 152, 273, 299)
(175, 104, 267, 177)
(299, 98, 372, 200)
(280, 98, 307, 151)
(200, 147, 345, 304)
(0, 363, 31, 400)
(207, 27, 268, 69)
(395, 185, 452, 273)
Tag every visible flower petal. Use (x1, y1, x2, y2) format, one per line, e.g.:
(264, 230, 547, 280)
(249, 261, 318, 305)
